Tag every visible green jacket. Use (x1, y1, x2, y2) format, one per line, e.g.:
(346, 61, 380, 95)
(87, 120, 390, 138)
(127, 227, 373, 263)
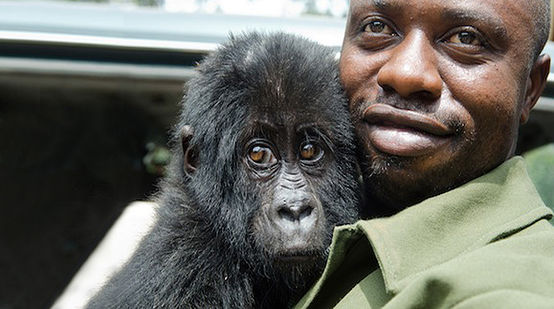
(294, 157, 554, 308)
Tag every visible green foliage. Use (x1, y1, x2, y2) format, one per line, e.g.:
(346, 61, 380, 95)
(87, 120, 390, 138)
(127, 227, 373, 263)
(143, 142, 171, 176)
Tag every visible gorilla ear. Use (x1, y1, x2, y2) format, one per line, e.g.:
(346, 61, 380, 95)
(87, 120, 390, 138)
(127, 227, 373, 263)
(521, 54, 550, 124)
(181, 125, 198, 174)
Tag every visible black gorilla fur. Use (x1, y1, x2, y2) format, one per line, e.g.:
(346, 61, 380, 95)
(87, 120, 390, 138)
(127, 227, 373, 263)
(88, 32, 360, 308)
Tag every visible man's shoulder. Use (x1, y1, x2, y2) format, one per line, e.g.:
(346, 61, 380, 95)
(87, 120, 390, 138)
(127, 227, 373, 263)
(386, 219, 554, 308)
(435, 218, 554, 285)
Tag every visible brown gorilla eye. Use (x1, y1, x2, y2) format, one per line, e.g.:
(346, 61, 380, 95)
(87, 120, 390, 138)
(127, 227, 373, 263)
(249, 146, 264, 162)
(248, 145, 276, 165)
(300, 144, 315, 160)
(300, 143, 323, 161)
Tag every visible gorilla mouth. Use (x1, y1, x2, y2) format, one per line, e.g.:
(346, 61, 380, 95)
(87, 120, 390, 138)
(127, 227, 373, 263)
(276, 255, 317, 263)
(275, 250, 320, 264)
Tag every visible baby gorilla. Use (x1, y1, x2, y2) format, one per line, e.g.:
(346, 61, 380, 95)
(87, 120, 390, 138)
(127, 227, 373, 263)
(88, 32, 360, 309)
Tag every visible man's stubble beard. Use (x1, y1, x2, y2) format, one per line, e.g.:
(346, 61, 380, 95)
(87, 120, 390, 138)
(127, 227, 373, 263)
(358, 121, 481, 215)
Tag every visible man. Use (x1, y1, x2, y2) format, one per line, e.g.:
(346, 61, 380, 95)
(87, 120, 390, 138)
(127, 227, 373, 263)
(295, 0, 554, 307)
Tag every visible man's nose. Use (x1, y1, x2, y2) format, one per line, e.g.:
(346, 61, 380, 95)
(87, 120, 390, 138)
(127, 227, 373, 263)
(377, 31, 442, 99)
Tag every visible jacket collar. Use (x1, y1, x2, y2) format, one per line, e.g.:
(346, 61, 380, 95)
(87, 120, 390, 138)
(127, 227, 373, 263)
(357, 156, 553, 293)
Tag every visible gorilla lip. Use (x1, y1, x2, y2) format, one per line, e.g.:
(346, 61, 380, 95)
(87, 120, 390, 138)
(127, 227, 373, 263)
(276, 255, 317, 263)
(276, 251, 318, 264)
(362, 104, 452, 157)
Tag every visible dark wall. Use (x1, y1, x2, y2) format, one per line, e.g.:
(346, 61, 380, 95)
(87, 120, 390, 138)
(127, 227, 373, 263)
(517, 108, 554, 154)
(0, 73, 182, 309)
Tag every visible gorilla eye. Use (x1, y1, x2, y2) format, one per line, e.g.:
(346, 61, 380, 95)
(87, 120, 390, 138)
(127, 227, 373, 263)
(364, 20, 395, 35)
(448, 31, 481, 46)
(299, 142, 323, 162)
(248, 145, 277, 166)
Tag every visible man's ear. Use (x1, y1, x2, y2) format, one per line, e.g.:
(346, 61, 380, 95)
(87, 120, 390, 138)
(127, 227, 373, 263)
(521, 54, 551, 124)
(181, 125, 197, 174)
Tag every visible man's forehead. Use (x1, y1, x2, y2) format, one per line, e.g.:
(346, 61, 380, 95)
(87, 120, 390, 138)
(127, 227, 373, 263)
(350, 0, 533, 17)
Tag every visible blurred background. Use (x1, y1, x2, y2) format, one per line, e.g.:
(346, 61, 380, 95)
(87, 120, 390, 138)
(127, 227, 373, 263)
(0, 1, 553, 308)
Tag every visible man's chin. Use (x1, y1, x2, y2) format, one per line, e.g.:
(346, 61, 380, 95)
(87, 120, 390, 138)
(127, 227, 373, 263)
(361, 149, 449, 210)
(362, 148, 412, 177)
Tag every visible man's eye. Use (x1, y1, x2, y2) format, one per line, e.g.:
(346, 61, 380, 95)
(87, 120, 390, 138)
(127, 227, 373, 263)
(448, 31, 482, 46)
(364, 20, 395, 35)
(299, 142, 323, 162)
(248, 145, 277, 165)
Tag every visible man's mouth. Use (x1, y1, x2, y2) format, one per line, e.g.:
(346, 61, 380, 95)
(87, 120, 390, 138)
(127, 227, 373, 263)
(362, 104, 453, 157)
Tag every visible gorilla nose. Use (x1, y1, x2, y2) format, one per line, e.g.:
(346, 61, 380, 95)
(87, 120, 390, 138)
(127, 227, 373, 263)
(277, 203, 314, 222)
(273, 192, 320, 233)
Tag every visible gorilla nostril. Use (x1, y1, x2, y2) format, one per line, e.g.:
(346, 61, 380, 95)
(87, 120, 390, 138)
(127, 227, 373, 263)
(278, 208, 296, 222)
(298, 206, 312, 221)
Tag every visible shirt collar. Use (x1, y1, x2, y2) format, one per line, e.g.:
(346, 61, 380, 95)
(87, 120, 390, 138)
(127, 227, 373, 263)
(356, 156, 553, 293)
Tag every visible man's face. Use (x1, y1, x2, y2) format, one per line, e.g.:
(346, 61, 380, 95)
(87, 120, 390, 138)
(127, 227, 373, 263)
(341, 0, 549, 208)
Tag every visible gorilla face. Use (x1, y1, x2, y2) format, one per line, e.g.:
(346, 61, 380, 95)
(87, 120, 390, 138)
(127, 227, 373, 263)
(179, 32, 359, 284)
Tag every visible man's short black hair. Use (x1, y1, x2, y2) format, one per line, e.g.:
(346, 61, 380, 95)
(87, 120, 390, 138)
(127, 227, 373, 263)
(532, 0, 551, 61)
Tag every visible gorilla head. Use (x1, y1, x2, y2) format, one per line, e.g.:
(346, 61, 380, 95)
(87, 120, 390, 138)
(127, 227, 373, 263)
(90, 32, 360, 309)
